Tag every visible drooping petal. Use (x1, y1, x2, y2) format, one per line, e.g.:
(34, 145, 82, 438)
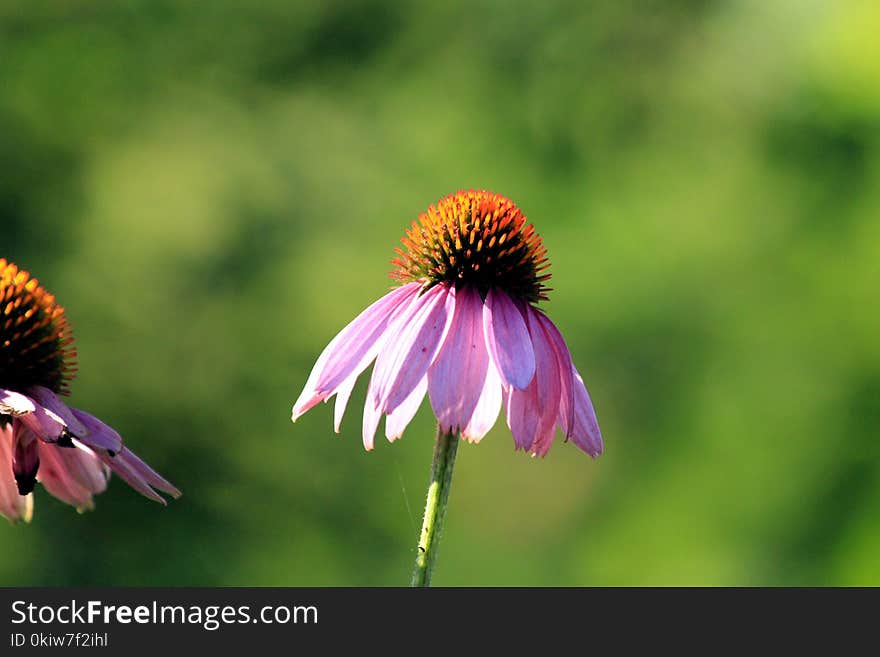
(27, 386, 87, 436)
(428, 286, 490, 433)
(292, 282, 421, 421)
(529, 310, 565, 457)
(332, 284, 429, 432)
(0, 389, 35, 416)
(70, 408, 123, 454)
(533, 311, 576, 438)
(40, 442, 109, 497)
(361, 286, 447, 449)
(505, 386, 536, 451)
(369, 284, 453, 415)
(461, 357, 503, 442)
(93, 444, 181, 503)
(385, 376, 427, 442)
(333, 372, 359, 434)
(361, 387, 383, 451)
(11, 422, 40, 495)
(17, 402, 67, 444)
(36, 452, 93, 509)
(116, 447, 181, 498)
(0, 423, 31, 522)
(569, 368, 603, 457)
(505, 306, 561, 454)
(482, 289, 535, 390)
(361, 290, 438, 449)
(98, 454, 163, 503)
(36, 442, 108, 510)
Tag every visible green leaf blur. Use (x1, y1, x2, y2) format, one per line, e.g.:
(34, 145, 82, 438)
(1, 0, 878, 585)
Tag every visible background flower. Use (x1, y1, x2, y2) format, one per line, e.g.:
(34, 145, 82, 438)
(0, 260, 179, 522)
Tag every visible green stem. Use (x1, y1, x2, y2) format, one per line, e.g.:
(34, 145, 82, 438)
(411, 426, 460, 587)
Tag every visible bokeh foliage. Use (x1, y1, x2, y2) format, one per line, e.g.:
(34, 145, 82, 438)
(1, 0, 878, 585)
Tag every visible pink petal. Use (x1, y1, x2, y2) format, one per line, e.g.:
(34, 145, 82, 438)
(361, 391, 382, 451)
(505, 306, 561, 454)
(332, 286, 429, 432)
(11, 422, 40, 494)
(505, 386, 536, 450)
(461, 358, 502, 442)
(44, 442, 109, 495)
(17, 403, 67, 444)
(360, 286, 445, 447)
(385, 376, 427, 442)
(93, 444, 181, 503)
(428, 286, 490, 433)
(0, 423, 31, 522)
(317, 282, 423, 394)
(36, 442, 107, 510)
(27, 386, 87, 436)
(70, 408, 123, 454)
(369, 284, 453, 415)
(292, 282, 421, 421)
(99, 454, 164, 503)
(116, 447, 181, 498)
(482, 289, 535, 390)
(530, 417, 558, 458)
(533, 311, 576, 438)
(569, 368, 603, 457)
(534, 314, 603, 457)
(333, 372, 359, 434)
(0, 389, 35, 416)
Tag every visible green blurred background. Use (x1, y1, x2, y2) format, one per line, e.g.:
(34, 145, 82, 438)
(1, 0, 878, 586)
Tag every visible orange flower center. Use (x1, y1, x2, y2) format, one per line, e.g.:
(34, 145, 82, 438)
(0, 259, 77, 396)
(390, 190, 550, 302)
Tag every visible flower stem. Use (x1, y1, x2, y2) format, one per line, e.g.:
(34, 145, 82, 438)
(411, 426, 460, 587)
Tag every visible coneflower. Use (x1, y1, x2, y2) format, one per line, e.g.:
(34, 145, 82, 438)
(0, 259, 179, 523)
(292, 191, 602, 584)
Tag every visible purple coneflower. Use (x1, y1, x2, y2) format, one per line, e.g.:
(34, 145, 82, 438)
(291, 190, 602, 584)
(0, 259, 179, 523)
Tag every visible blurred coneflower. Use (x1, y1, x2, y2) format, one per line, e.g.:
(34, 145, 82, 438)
(291, 190, 602, 585)
(0, 259, 179, 523)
